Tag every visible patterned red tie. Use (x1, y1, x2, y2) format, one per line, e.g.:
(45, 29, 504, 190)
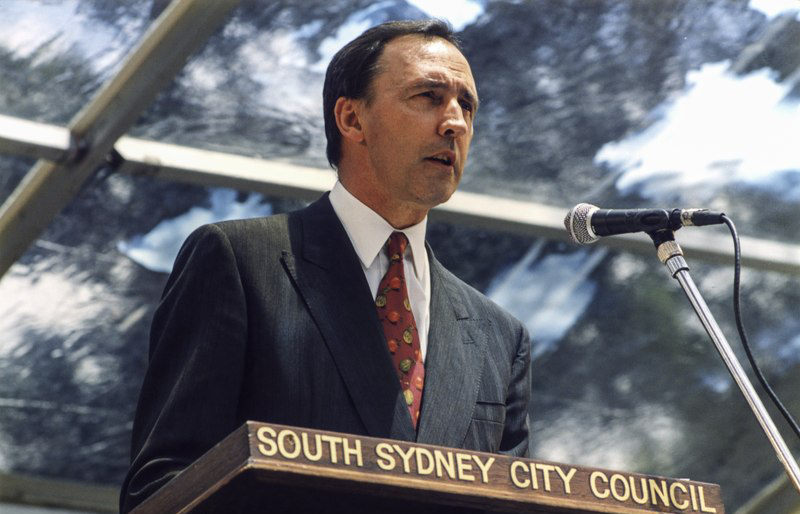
(375, 232, 425, 429)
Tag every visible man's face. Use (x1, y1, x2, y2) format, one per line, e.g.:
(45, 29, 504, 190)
(356, 35, 478, 215)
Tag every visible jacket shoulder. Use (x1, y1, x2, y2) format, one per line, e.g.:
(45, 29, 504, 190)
(178, 213, 291, 257)
(210, 214, 290, 244)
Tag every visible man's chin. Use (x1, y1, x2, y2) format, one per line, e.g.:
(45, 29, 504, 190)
(414, 184, 459, 209)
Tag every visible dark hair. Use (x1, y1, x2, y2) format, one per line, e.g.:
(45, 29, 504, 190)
(322, 19, 461, 168)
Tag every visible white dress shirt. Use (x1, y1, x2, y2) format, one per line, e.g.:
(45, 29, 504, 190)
(328, 180, 431, 361)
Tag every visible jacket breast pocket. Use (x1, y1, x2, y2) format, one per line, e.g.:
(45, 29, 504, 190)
(467, 400, 507, 452)
(472, 400, 506, 424)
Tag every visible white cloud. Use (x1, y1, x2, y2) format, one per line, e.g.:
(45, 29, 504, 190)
(315, 3, 393, 70)
(487, 241, 607, 357)
(314, 0, 486, 71)
(0, 264, 111, 358)
(118, 189, 271, 273)
(536, 403, 684, 470)
(0, 259, 129, 392)
(406, 0, 485, 30)
(596, 62, 800, 199)
(240, 27, 325, 115)
(749, 0, 800, 19)
(0, 0, 143, 74)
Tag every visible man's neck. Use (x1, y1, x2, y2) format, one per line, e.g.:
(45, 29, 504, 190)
(338, 175, 428, 229)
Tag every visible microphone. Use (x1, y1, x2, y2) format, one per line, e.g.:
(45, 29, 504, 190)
(564, 203, 725, 244)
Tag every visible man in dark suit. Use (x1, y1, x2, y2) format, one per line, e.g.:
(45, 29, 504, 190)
(120, 19, 531, 513)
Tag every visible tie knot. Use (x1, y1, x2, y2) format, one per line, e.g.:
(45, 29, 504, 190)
(386, 232, 408, 260)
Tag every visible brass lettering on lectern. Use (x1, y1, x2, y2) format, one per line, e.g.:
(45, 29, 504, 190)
(510, 461, 577, 493)
(587, 470, 717, 513)
(256, 426, 365, 468)
(373, 442, 494, 483)
(249, 423, 724, 514)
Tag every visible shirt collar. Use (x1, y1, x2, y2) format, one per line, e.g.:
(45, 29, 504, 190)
(328, 180, 428, 280)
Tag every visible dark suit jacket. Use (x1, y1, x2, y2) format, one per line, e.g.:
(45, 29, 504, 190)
(120, 194, 531, 513)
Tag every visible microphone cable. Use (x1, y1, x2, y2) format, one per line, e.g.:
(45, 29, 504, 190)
(723, 214, 800, 441)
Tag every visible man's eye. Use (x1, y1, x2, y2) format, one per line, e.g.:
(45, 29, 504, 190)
(460, 100, 474, 113)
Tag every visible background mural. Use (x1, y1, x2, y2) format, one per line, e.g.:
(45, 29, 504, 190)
(1, 0, 799, 510)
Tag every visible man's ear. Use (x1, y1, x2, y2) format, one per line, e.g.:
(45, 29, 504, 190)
(334, 97, 365, 144)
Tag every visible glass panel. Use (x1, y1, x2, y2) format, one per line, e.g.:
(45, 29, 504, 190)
(0, 1, 151, 124)
(1, 0, 796, 239)
(126, 0, 800, 241)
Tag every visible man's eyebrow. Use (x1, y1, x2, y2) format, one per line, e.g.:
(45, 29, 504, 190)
(407, 79, 480, 109)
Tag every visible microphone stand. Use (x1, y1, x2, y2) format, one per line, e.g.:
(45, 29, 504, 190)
(648, 229, 800, 493)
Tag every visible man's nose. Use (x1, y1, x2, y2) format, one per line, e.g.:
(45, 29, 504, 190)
(438, 98, 469, 138)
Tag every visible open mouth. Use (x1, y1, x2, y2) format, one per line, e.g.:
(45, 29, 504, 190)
(425, 153, 455, 166)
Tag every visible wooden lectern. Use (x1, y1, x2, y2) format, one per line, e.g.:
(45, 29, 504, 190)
(132, 421, 724, 513)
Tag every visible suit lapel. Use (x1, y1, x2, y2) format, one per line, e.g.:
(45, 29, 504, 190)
(416, 251, 488, 448)
(280, 195, 416, 442)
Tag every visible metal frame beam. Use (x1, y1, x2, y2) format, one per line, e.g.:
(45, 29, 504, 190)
(113, 137, 800, 276)
(0, 114, 76, 162)
(2, 122, 798, 276)
(0, 0, 239, 278)
(0, 471, 117, 513)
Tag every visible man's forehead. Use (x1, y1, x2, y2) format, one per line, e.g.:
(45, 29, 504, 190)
(377, 34, 476, 95)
